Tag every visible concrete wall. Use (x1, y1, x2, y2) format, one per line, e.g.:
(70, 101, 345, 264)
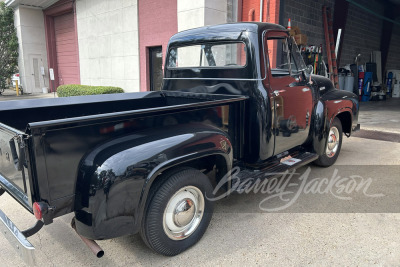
(14, 6, 49, 93)
(177, 0, 228, 32)
(75, 0, 140, 92)
(282, 0, 400, 73)
(283, 0, 334, 60)
(340, 0, 384, 67)
(138, 0, 177, 91)
(386, 18, 400, 71)
(227, 0, 239, 22)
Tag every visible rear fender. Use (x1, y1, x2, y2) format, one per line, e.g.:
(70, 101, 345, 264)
(74, 123, 232, 239)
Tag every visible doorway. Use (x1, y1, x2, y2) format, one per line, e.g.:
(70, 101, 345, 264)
(44, 0, 80, 92)
(29, 55, 46, 92)
(149, 46, 163, 91)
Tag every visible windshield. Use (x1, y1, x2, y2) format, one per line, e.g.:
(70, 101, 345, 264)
(289, 37, 307, 74)
(167, 42, 247, 68)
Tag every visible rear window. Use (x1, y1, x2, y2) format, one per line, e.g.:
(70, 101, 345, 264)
(167, 42, 247, 68)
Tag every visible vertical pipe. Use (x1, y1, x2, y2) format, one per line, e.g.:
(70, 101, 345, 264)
(237, 0, 243, 21)
(279, 0, 285, 26)
(260, 0, 264, 22)
(16, 80, 19, 96)
(335, 29, 342, 58)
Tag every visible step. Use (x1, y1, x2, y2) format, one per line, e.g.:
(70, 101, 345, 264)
(232, 151, 318, 193)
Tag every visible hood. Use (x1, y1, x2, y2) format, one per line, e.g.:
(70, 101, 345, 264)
(310, 75, 336, 96)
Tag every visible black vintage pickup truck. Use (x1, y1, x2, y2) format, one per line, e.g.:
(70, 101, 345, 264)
(0, 22, 359, 264)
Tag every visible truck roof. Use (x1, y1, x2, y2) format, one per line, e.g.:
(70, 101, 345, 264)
(169, 22, 287, 45)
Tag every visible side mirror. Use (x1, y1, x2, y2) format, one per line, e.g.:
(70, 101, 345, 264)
(302, 65, 314, 86)
(306, 65, 313, 75)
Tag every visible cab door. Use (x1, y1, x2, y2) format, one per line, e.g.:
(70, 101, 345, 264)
(264, 31, 313, 155)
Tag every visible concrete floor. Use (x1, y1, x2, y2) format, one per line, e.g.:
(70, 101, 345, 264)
(0, 89, 56, 101)
(1, 136, 400, 266)
(358, 97, 400, 133)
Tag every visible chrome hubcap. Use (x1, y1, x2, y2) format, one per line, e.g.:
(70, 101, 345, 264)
(326, 127, 340, 158)
(174, 199, 195, 227)
(163, 186, 204, 240)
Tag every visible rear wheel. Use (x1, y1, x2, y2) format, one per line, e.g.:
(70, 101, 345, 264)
(314, 117, 343, 167)
(140, 168, 214, 256)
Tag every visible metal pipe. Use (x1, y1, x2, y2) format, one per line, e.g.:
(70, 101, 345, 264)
(260, 0, 264, 22)
(16, 80, 19, 96)
(77, 234, 104, 258)
(71, 219, 104, 258)
(335, 29, 342, 58)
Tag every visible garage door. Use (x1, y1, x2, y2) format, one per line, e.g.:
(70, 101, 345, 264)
(54, 12, 79, 85)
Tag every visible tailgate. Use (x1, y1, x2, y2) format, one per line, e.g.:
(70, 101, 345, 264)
(0, 123, 32, 212)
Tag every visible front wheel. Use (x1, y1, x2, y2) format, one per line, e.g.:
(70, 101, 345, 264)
(140, 168, 214, 256)
(314, 117, 343, 167)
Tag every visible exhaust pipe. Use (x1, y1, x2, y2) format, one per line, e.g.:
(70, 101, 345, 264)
(71, 219, 104, 258)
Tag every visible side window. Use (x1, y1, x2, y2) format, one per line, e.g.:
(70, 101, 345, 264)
(267, 36, 305, 78)
(267, 37, 290, 77)
(289, 37, 307, 75)
(289, 46, 299, 75)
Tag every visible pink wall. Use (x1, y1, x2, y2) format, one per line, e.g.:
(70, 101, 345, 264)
(138, 0, 178, 91)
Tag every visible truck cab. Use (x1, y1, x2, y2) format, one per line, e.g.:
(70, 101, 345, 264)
(163, 22, 359, 166)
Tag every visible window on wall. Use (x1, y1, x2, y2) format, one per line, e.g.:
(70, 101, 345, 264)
(149, 46, 163, 91)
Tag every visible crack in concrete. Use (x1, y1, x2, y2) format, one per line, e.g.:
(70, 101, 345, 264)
(37, 232, 56, 267)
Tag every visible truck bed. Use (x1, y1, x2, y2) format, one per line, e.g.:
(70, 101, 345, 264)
(0, 91, 246, 216)
(0, 91, 241, 132)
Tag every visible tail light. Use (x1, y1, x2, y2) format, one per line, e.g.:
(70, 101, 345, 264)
(15, 74, 19, 77)
(33, 202, 49, 220)
(33, 202, 42, 220)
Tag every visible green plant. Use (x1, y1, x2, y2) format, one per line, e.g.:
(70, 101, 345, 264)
(57, 84, 124, 97)
(0, 2, 19, 90)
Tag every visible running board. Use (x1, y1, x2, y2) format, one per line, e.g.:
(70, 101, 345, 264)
(234, 152, 318, 193)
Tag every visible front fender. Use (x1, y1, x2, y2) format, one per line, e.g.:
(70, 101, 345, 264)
(312, 90, 359, 155)
(74, 123, 232, 240)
